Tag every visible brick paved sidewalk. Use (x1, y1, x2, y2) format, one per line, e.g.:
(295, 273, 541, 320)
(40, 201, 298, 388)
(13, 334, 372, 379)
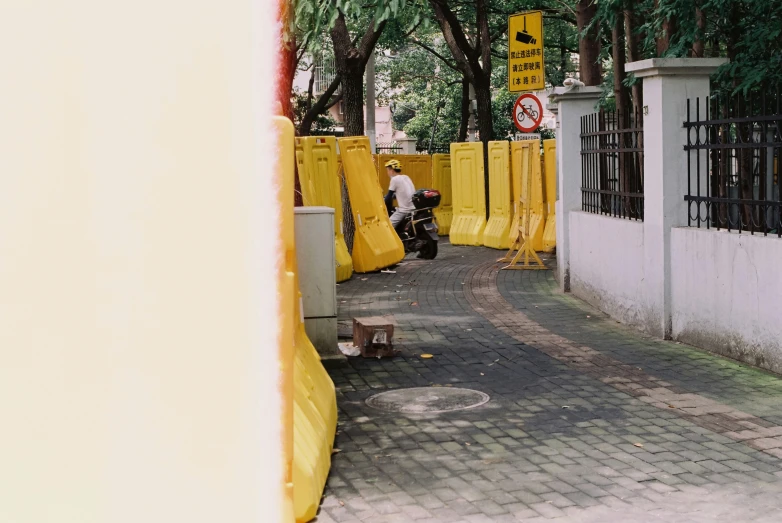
(316, 241, 782, 523)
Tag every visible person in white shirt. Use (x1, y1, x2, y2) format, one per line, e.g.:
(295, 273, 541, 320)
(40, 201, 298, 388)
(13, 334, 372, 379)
(384, 159, 416, 232)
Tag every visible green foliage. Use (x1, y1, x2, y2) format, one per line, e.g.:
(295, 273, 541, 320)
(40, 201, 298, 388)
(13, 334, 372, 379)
(492, 64, 522, 139)
(377, 35, 464, 144)
(294, 0, 429, 55)
(613, 0, 782, 93)
(542, 16, 580, 88)
(376, 1, 582, 144)
(291, 89, 339, 133)
(705, 0, 782, 93)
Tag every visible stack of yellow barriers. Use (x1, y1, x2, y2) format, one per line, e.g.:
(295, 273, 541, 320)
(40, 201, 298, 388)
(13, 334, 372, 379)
(276, 117, 338, 523)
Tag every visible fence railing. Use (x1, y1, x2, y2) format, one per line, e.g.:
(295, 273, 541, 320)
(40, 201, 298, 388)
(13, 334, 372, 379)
(684, 90, 781, 237)
(416, 142, 450, 155)
(376, 142, 402, 154)
(580, 109, 644, 220)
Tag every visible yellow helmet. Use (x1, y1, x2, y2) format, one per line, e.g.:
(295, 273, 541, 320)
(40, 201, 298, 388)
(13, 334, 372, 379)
(384, 159, 402, 171)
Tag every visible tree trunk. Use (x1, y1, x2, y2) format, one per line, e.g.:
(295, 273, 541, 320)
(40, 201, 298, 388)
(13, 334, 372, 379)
(559, 28, 568, 86)
(613, 15, 635, 218)
(458, 77, 470, 142)
(474, 73, 493, 216)
(577, 0, 602, 86)
(654, 0, 677, 56)
(624, 8, 643, 210)
(473, 77, 493, 143)
(427, 0, 493, 216)
(341, 57, 366, 137)
(692, 8, 705, 57)
(612, 18, 630, 120)
(330, 14, 386, 137)
(305, 70, 315, 114)
(624, 9, 643, 113)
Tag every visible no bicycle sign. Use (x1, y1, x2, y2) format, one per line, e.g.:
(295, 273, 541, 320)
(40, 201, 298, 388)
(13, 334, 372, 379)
(512, 93, 543, 133)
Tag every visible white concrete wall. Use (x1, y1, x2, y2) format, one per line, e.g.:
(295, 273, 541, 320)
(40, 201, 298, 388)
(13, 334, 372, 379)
(0, 2, 284, 522)
(672, 228, 782, 373)
(551, 87, 602, 292)
(569, 212, 656, 331)
(374, 106, 394, 143)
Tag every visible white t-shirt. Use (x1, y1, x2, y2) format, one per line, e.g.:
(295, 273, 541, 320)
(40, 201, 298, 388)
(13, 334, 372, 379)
(389, 174, 415, 211)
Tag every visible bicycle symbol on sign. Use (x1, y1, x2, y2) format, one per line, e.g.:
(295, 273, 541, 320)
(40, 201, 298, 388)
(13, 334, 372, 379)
(516, 104, 539, 123)
(512, 93, 543, 132)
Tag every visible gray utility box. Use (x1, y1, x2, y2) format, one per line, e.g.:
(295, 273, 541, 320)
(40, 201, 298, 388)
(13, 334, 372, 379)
(294, 207, 339, 358)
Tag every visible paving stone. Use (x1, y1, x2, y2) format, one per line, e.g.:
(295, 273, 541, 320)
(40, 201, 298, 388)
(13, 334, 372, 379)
(323, 243, 782, 522)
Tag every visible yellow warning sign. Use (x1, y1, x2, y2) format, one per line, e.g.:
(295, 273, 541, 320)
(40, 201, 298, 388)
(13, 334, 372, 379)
(508, 11, 544, 92)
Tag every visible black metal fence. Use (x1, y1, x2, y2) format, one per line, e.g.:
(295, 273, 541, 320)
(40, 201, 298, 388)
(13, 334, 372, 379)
(580, 109, 644, 220)
(416, 142, 450, 154)
(376, 142, 402, 154)
(684, 90, 781, 237)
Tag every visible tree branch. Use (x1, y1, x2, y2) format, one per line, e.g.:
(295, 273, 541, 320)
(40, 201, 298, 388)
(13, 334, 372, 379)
(476, 0, 492, 77)
(324, 90, 343, 110)
(429, 0, 476, 78)
(412, 39, 462, 74)
(295, 33, 312, 64)
(490, 27, 507, 44)
(306, 71, 315, 112)
(299, 73, 342, 136)
(358, 17, 387, 60)
(403, 18, 424, 38)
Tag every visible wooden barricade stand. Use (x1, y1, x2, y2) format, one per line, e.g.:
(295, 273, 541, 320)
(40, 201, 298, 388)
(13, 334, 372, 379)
(499, 149, 548, 270)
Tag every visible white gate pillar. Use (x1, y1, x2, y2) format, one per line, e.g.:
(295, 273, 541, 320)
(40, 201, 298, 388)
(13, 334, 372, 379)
(626, 58, 727, 338)
(550, 86, 602, 291)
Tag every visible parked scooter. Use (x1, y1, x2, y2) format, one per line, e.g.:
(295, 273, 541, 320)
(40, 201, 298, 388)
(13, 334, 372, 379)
(389, 189, 441, 259)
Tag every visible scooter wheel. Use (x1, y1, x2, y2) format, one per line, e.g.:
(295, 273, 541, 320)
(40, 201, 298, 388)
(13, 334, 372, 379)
(417, 236, 438, 259)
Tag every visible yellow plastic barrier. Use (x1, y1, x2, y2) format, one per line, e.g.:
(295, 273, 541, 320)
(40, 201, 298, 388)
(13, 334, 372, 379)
(432, 154, 452, 235)
(449, 142, 486, 246)
(280, 120, 338, 523)
(294, 138, 317, 206)
(482, 141, 512, 249)
(292, 287, 337, 522)
(300, 136, 353, 282)
(510, 141, 546, 251)
(542, 139, 557, 252)
(340, 137, 405, 272)
(406, 154, 433, 189)
(274, 116, 295, 523)
(376, 154, 433, 194)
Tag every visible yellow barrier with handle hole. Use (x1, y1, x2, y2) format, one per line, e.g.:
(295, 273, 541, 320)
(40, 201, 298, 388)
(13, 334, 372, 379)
(280, 119, 338, 523)
(432, 154, 452, 235)
(376, 154, 433, 194)
(340, 137, 405, 273)
(299, 136, 353, 282)
(482, 141, 512, 249)
(449, 142, 486, 246)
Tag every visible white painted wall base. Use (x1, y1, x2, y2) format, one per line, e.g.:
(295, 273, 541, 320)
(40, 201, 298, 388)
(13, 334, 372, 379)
(568, 212, 660, 333)
(671, 228, 782, 373)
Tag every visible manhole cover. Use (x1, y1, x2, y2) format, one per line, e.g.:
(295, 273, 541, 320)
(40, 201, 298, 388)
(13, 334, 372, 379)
(366, 387, 490, 414)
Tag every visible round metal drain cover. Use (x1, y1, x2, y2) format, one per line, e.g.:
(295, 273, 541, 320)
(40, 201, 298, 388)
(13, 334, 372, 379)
(366, 387, 490, 414)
